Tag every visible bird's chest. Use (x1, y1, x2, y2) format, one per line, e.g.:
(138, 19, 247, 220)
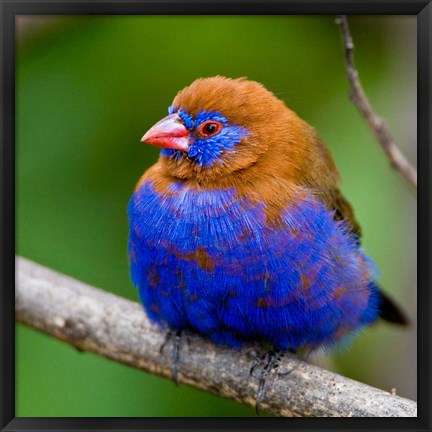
(128, 180, 273, 323)
(129, 180, 268, 271)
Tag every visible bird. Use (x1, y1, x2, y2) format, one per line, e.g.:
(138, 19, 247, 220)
(128, 76, 408, 410)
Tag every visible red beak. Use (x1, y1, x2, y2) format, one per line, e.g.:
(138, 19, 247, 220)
(141, 113, 189, 151)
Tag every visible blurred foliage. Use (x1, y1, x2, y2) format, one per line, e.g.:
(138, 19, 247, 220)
(16, 16, 416, 416)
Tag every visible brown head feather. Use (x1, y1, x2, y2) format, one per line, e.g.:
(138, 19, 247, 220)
(148, 76, 361, 236)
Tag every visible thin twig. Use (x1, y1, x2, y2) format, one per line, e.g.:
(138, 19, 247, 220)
(15, 256, 417, 417)
(336, 15, 417, 190)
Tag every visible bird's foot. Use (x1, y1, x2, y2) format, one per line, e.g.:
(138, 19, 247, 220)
(160, 329, 187, 386)
(249, 347, 297, 414)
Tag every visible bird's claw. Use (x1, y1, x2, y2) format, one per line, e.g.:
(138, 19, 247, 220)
(160, 329, 184, 386)
(159, 330, 172, 354)
(249, 352, 267, 378)
(250, 348, 295, 415)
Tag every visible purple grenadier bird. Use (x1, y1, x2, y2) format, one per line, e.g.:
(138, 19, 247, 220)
(128, 77, 408, 409)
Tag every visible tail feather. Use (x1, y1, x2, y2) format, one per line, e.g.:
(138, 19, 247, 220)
(377, 287, 410, 326)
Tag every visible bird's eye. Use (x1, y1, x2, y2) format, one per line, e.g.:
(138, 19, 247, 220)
(197, 120, 222, 138)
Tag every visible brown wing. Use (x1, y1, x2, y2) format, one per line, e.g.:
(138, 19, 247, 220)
(330, 188, 362, 240)
(301, 135, 363, 241)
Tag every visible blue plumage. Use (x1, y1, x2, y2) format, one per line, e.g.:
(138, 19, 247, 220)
(128, 179, 380, 351)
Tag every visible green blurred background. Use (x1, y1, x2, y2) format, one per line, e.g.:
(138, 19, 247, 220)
(16, 15, 417, 416)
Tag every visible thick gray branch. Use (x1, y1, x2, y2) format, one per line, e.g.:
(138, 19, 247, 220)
(15, 256, 416, 417)
(336, 15, 417, 190)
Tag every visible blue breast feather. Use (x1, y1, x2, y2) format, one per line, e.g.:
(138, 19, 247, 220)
(128, 180, 379, 351)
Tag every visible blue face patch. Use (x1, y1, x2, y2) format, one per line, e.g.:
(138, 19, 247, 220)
(161, 106, 249, 167)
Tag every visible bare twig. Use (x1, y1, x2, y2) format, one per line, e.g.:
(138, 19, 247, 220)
(15, 256, 417, 417)
(336, 15, 417, 190)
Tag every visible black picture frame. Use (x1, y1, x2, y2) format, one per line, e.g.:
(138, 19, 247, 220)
(1, 1, 430, 431)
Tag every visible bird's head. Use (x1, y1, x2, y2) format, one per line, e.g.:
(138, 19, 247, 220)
(141, 76, 337, 187)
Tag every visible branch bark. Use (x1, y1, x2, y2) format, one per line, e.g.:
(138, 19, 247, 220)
(336, 15, 417, 190)
(15, 256, 417, 417)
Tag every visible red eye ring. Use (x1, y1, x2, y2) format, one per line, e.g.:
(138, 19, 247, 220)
(197, 120, 223, 138)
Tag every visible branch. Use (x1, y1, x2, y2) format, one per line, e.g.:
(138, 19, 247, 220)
(15, 256, 417, 417)
(336, 15, 417, 190)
